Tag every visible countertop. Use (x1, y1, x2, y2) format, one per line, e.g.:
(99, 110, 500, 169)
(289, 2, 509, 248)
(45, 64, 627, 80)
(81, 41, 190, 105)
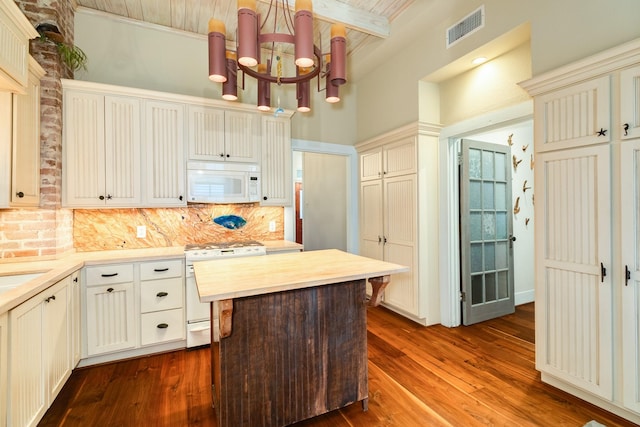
(193, 249, 409, 302)
(0, 240, 301, 315)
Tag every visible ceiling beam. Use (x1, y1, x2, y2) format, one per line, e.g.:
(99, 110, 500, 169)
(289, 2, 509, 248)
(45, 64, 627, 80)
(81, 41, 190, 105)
(257, 0, 390, 38)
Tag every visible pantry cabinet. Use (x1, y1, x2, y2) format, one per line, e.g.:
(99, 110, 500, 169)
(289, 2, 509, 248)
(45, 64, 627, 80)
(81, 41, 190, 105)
(261, 114, 293, 206)
(520, 38, 640, 424)
(187, 106, 259, 162)
(8, 276, 72, 427)
(358, 133, 421, 321)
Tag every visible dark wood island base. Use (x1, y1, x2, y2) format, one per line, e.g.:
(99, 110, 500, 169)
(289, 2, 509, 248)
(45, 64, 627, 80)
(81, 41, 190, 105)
(210, 276, 390, 427)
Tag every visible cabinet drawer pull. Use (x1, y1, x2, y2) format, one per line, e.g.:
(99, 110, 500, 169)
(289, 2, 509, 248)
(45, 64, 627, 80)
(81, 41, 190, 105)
(101, 273, 119, 278)
(153, 268, 169, 272)
(16, 191, 24, 198)
(107, 287, 114, 293)
(44, 295, 56, 303)
(626, 265, 631, 286)
(157, 323, 169, 329)
(156, 291, 168, 297)
(600, 262, 607, 283)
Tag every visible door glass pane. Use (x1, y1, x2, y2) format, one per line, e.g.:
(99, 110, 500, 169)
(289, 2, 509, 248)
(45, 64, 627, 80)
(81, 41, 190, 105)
(496, 241, 508, 270)
(498, 271, 509, 299)
(469, 149, 481, 179)
(470, 212, 482, 241)
(471, 275, 483, 304)
(495, 182, 507, 210)
(484, 242, 495, 270)
(471, 243, 483, 273)
(496, 212, 507, 239)
(495, 153, 506, 181)
(485, 273, 496, 302)
(482, 182, 494, 209)
(470, 181, 482, 209)
(482, 151, 494, 179)
(483, 213, 495, 240)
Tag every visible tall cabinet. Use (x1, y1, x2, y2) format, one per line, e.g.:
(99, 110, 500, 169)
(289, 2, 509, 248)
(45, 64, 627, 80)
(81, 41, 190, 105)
(357, 124, 440, 326)
(520, 38, 640, 424)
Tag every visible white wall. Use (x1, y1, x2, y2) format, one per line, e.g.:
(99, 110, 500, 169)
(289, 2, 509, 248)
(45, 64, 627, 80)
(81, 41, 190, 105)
(74, 8, 357, 146)
(356, 0, 640, 142)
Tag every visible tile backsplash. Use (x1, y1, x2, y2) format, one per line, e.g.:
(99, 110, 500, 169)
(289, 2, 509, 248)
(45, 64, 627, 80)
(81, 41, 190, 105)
(73, 204, 284, 251)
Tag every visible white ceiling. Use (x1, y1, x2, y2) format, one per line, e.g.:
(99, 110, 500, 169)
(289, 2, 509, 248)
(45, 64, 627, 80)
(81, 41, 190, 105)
(75, 0, 416, 64)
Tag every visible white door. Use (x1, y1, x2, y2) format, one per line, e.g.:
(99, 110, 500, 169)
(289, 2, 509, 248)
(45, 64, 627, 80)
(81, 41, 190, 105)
(622, 139, 640, 412)
(460, 139, 515, 325)
(536, 144, 612, 399)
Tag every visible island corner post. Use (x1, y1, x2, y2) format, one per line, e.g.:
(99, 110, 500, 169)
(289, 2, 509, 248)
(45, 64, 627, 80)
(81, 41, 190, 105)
(209, 274, 392, 427)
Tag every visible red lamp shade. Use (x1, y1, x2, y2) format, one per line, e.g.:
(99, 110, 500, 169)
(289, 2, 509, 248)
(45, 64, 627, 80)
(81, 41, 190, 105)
(208, 19, 227, 83)
(222, 51, 238, 101)
(294, 0, 314, 68)
(325, 55, 340, 103)
(257, 64, 271, 111)
(329, 24, 346, 86)
(237, 0, 258, 67)
(296, 67, 311, 112)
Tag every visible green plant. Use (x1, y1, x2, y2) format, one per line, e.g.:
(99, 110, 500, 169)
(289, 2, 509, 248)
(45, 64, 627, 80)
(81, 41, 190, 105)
(39, 34, 88, 72)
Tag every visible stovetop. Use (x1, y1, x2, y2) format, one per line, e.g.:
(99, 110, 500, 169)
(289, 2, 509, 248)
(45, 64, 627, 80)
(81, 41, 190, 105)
(184, 240, 264, 252)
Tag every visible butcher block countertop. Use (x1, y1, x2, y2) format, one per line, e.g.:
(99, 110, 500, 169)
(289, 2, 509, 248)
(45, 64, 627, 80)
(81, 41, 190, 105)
(193, 249, 409, 302)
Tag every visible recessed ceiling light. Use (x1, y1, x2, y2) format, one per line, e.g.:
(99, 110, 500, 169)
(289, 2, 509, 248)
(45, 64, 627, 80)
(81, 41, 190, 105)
(472, 57, 487, 65)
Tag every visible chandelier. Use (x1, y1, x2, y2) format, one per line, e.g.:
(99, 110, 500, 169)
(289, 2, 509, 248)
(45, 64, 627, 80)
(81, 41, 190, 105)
(207, 0, 347, 113)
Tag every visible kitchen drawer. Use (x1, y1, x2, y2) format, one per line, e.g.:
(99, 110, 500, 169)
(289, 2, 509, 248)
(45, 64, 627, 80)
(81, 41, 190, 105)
(140, 308, 184, 346)
(85, 263, 134, 286)
(140, 277, 183, 313)
(140, 259, 183, 281)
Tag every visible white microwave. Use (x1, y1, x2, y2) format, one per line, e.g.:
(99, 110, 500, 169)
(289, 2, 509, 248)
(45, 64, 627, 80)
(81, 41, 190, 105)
(187, 161, 261, 204)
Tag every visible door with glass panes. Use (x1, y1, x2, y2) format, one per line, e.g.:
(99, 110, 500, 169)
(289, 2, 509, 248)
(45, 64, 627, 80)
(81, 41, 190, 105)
(460, 139, 515, 325)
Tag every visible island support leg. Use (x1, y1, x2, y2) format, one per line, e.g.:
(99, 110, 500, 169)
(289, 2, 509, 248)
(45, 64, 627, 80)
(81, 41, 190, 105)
(218, 299, 234, 338)
(368, 275, 390, 307)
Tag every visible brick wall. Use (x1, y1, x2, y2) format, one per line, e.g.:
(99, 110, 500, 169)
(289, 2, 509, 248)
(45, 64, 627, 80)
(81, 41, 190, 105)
(0, 0, 75, 259)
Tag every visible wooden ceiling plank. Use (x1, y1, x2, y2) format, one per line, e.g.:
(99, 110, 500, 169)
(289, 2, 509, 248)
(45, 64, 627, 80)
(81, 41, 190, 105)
(123, 0, 144, 20)
(103, 0, 129, 16)
(171, 0, 187, 29)
(256, 0, 390, 38)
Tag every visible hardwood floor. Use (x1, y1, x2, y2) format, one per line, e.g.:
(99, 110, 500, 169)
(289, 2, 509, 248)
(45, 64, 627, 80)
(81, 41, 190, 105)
(39, 303, 634, 426)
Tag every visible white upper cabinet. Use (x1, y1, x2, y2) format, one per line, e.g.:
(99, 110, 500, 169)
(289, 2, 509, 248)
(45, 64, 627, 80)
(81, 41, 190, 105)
(621, 65, 640, 140)
(63, 87, 142, 207)
(187, 106, 259, 163)
(0, 0, 38, 92)
(143, 100, 185, 206)
(260, 114, 292, 206)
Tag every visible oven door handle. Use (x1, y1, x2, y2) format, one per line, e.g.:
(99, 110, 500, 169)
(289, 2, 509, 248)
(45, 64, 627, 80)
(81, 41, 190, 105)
(189, 325, 211, 332)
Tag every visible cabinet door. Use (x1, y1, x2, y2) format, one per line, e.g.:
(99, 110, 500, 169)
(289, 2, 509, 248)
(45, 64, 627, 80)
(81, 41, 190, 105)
(382, 175, 417, 315)
(9, 291, 46, 427)
(70, 272, 81, 367)
(360, 148, 382, 181)
(0, 92, 11, 208)
(43, 277, 71, 404)
(187, 105, 225, 160)
(535, 145, 612, 399)
(225, 110, 259, 162)
(85, 283, 136, 356)
(359, 180, 384, 261)
(261, 115, 292, 206)
(11, 65, 41, 206)
(621, 65, 640, 140)
(63, 90, 106, 206)
(622, 139, 640, 413)
(534, 76, 611, 152)
(144, 100, 186, 206)
(0, 312, 7, 427)
(104, 95, 142, 206)
(383, 137, 417, 178)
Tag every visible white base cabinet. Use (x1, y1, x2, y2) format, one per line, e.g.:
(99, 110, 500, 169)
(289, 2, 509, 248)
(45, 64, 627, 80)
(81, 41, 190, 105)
(8, 276, 72, 427)
(0, 312, 7, 427)
(520, 38, 640, 424)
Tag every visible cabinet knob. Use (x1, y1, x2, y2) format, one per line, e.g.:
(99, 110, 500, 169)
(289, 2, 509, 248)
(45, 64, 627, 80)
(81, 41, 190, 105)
(16, 191, 24, 198)
(99, 195, 105, 200)
(106, 194, 112, 200)
(219, 153, 225, 157)
(44, 295, 56, 303)
(624, 123, 630, 136)
(157, 323, 169, 329)
(156, 291, 168, 297)
(263, 196, 268, 201)
(107, 287, 114, 293)
(178, 195, 183, 201)
(226, 154, 230, 158)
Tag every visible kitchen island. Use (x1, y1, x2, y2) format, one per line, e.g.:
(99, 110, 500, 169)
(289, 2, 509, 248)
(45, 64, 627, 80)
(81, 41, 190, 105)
(193, 249, 409, 427)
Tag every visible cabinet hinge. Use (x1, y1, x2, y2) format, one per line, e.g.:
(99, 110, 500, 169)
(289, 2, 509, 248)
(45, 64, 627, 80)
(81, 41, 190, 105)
(460, 291, 466, 302)
(457, 152, 463, 165)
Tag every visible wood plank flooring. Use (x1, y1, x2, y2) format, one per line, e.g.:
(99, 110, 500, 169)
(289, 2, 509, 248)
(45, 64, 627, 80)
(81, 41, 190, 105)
(39, 303, 635, 426)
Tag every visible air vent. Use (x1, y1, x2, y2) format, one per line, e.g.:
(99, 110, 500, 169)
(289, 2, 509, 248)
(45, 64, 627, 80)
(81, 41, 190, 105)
(446, 6, 484, 48)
